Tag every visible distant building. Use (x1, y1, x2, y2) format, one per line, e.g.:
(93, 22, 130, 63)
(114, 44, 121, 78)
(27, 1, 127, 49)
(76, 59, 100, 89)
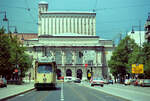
(128, 31, 146, 46)
(145, 13, 150, 43)
(12, 33, 38, 42)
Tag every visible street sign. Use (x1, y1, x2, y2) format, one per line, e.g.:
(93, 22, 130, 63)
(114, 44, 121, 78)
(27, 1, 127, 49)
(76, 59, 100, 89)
(138, 64, 144, 74)
(132, 64, 143, 74)
(132, 64, 136, 73)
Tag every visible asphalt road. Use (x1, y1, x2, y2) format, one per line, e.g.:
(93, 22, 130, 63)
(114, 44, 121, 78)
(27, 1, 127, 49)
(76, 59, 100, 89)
(5, 83, 129, 101)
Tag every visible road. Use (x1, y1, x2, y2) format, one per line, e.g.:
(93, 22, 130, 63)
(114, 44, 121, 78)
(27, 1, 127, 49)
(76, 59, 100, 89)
(5, 83, 129, 101)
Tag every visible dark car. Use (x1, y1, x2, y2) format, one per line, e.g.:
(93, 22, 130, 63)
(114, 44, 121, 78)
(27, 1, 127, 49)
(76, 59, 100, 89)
(74, 78, 81, 83)
(108, 80, 113, 84)
(0, 78, 7, 88)
(141, 79, 150, 87)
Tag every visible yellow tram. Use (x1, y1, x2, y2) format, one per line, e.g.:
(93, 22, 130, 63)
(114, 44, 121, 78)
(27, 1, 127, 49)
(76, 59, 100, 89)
(34, 57, 57, 89)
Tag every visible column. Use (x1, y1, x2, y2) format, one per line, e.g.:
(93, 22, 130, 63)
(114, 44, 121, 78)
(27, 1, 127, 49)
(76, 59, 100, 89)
(72, 51, 76, 66)
(95, 51, 98, 66)
(44, 17, 46, 35)
(93, 16, 96, 36)
(82, 17, 85, 34)
(78, 17, 81, 34)
(53, 16, 56, 35)
(66, 17, 68, 33)
(71, 16, 74, 33)
(64, 17, 66, 33)
(95, 50, 102, 66)
(81, 17, 83, 34)
(49, 17, 51, 35)
(75, 17, 77, 33)
(84, 17, 86, 35)
(68, 17, 70, 33)
(62, 17, 64, 33)
(82, 68, 87, 80)
(51, 17, 53, 35)
(46, 17, 48, 35)
(61, 50, 66, 66)
(60, 16, 62, 34)
(50, 50, 55, 61)
(38, 17, 41, 36)
(89, 17, 92, 36)
(56, 17, 59, 34)
(86, 17, 88, 35)
(41, 17, 44, 35)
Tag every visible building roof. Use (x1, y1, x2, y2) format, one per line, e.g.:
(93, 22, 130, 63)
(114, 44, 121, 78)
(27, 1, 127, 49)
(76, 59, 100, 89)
(12, 33, 38, 42)
(42, 11, 96, 14)
(128, 31, 146, 46)
(53, 33, 91, 36)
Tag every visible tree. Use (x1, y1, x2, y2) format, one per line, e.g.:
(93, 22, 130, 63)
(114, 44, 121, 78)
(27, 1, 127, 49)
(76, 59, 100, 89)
(0, 27, 32, 80)
(108, 36, 139, 83)
(141, 42, 150, 78)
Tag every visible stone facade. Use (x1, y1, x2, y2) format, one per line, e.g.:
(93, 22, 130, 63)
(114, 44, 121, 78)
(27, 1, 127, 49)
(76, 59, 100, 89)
(23, 1, 113, 80)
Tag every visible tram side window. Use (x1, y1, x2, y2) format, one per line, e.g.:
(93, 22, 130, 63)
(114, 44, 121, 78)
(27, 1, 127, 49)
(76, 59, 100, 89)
(38, 64, 52, 73)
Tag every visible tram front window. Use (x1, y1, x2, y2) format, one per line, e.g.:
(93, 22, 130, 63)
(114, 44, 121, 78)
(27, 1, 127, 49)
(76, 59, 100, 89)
(38, 64, 52, 73)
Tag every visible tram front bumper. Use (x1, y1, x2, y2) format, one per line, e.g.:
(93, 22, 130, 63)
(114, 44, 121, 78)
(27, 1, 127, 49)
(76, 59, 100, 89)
(34, 83, 56, 88)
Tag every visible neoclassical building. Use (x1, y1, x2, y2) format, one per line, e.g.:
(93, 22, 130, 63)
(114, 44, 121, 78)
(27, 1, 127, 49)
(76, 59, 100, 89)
(24, 1, 113, 80)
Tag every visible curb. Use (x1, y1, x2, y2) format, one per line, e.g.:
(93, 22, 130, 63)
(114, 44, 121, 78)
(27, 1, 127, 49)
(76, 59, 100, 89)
(81, 84, 131, 101)
(0, 88, 35, 101)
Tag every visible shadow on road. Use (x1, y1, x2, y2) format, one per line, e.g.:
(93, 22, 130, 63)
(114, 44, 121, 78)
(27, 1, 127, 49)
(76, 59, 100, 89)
(36, 87, 61, 91)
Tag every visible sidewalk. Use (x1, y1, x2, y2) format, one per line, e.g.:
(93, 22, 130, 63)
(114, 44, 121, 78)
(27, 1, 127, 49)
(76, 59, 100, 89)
(0, 81, 35, 100)
(81, 82, 150, 101)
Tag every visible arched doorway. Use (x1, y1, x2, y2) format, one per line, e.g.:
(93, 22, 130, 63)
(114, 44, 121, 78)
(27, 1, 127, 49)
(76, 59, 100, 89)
(66, 69, 72, 76)
(77, 69, 82, 79)
(56, 69, 61, 79)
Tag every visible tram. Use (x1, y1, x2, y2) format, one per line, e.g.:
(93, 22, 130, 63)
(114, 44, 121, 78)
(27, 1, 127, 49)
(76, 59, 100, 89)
(34, 57, 57, 89)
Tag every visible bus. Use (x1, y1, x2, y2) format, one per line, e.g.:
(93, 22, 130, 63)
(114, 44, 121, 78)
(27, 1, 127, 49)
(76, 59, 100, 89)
(34, 57, 57, 89)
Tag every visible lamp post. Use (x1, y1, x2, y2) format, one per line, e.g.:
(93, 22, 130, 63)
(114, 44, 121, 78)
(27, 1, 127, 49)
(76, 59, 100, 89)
(131, 20, 142, 47)
(0, 11, 9, 33)
(131, 21, 142, 79)
(9, 26, 17, 33)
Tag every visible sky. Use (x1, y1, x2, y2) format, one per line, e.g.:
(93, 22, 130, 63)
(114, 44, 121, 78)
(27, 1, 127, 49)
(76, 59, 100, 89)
(0, 0, 150, 41)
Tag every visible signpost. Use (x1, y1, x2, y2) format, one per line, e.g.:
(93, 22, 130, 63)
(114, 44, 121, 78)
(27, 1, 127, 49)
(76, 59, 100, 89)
(132, 64, 144, 74)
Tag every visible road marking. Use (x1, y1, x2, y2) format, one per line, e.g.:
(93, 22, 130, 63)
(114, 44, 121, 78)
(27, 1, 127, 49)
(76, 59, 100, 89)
(68, 84, 89, 101)
(60, 83, 64, 101)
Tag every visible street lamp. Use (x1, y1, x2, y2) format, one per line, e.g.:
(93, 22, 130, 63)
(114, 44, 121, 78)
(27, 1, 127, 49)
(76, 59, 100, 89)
(131, 20, 142, 47)
(0, 11, 9, 33)
(9, 26, 18, 33)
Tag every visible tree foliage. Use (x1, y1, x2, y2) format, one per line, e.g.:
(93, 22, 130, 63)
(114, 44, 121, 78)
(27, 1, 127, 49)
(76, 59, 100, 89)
(108, 36, 139, 82)
(0, 27, 32, 79)
(109, 35, 150, 80)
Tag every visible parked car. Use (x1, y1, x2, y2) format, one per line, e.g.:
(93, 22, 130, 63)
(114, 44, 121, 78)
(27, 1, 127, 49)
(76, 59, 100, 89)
(108, 80, 113, 84)
(0, 78, 7, 88)
(124, 79, 130, 85)
(141, 79, 150, 87)
(130, 79, 136, 85)
(90, 77, 104, 87)
(104, 79, 109, 84)
(134, 79, 140, 86)
(64, 76, 74, 83)
(74, 78, 81, 83)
